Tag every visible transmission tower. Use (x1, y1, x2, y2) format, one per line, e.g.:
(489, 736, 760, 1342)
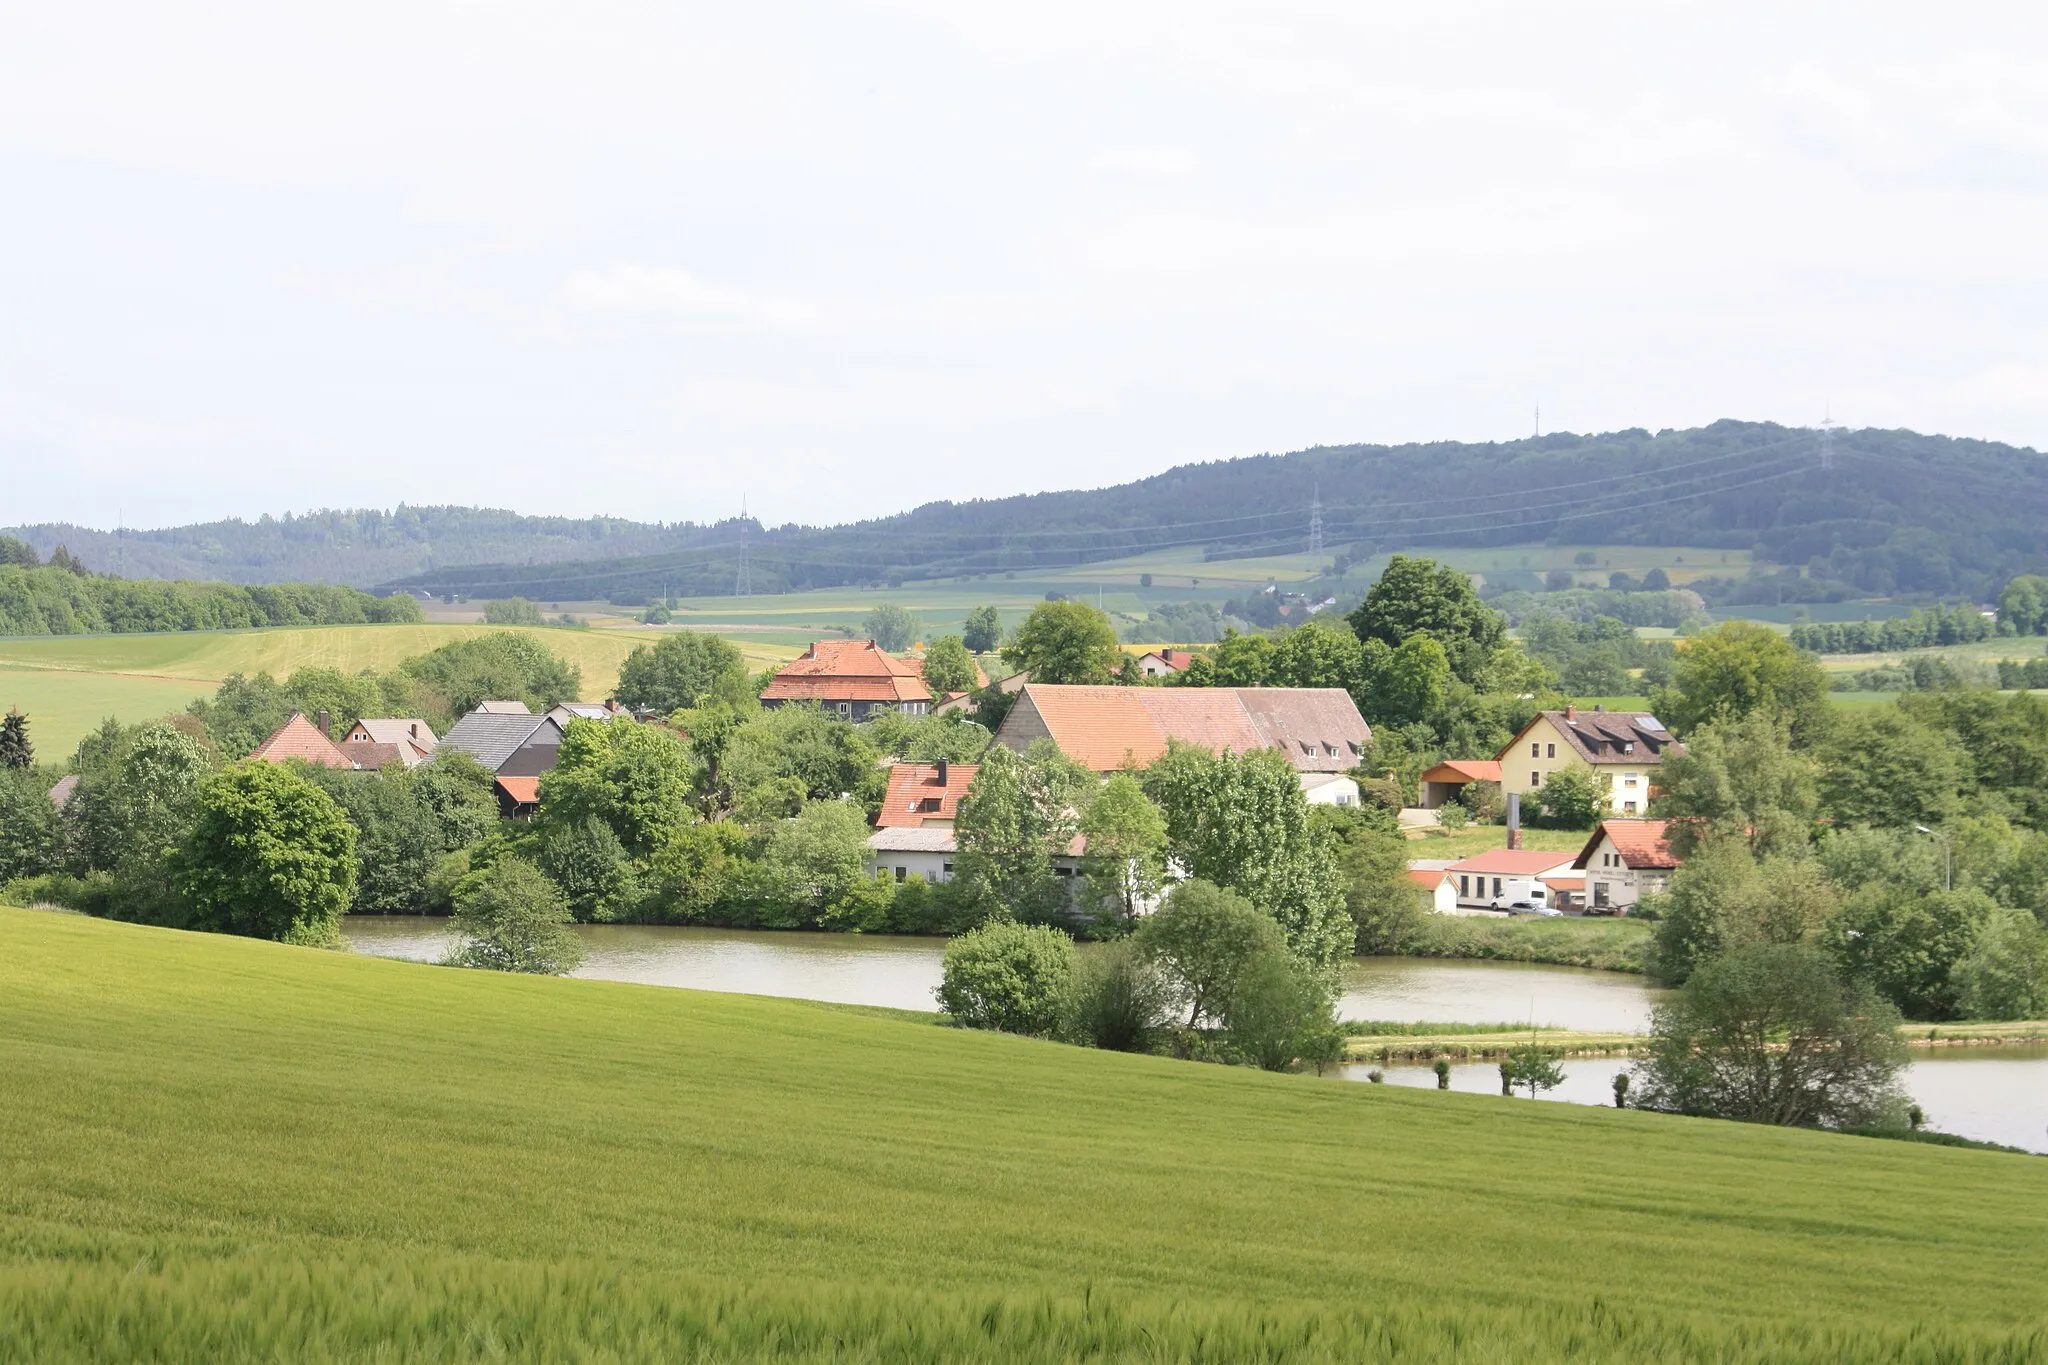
(1307, 484, 1325, 556)
(1818, 411, 1837, 473)
(734, 496, 752, 597)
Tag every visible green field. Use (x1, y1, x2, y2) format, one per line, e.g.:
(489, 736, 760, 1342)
(5, 909, 2045, 1361)
(1405, 824, 1591, 858)
(0, 624, 806, 759)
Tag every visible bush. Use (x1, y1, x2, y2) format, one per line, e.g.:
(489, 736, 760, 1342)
(447, 856, 585, 975)
(1952, 904, 2048, 1021)
(1435, 802, 1470, 831)
(1534, 763, 1604, 829)
(1224, 946, 1341, 1072)
(1459, 779, 1505, 824)
(1060, 940, 1169, 1052)
(935, 920, 1074, 1035)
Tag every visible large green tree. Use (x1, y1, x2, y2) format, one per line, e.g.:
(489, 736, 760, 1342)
(953, 740, 1092, 924)
(919, 634, 980, 695)
(0, 768, 60, 881)
(1140, 743, 1351, 971)
(1135, 879, 1285, 1029)
(174, 762, 357, 945)
(1647, 841, 1838, 986)
(447, 855, 585, 974)
(1651, 712, 1817, 858)
(1267, 619, 1364, 691)
(614, 632, 752, 715)
(1814, 707, 1967, 830)
(935, 920, 1075, 1035)
(538, 718, 693, 857)
(1347, 556, 1506, 685)
(1076, 773, 1170, 932)
(67, 721, 213, 877)
(862, 604, 923, 654)
(0, 708, 32, 768)
(400, 632, 582, 717)
(1000, 601, 1122, 684)
(1630, 943, 1908, 1129)
(304, 766, 446, 916)
(962, 605, 1004, 655)
(1997, 574, 2048, 635)
(1650, 621, 1830, 744)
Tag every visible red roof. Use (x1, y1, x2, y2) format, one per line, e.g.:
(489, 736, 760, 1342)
(997, 684, 1368, 773)
(496, 776, 541, 807)
(873, 761, 980, 827)
(1445, 848, 1579, 876)
(1573, 818, 1680, 871)
(1420, 759, 1501, 784)
(1404, 867, 1448, 889)
(1142, 649, 1194, 671)
(761, 640, 932, 705)
(248, 713, 355, 769)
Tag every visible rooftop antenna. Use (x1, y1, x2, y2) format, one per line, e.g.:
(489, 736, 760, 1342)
(1818, 406, 1837, 473)
(1307, 483, 1325, 556)
(734, 495, 752, 597)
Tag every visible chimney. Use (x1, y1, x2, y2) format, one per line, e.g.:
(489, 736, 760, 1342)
(410, 723, 418, 738)
(1564, 704, 1575, 722)
(1594, 703, 1605, 713)
(1506, 792, 1523, 850)
(936, 759, 950, 787)
(316, 709, 331, 736)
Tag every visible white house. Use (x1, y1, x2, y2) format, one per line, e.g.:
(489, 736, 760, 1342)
(1298, 772, 1361, 807)
(1442, 848, 1579, 912)
(1571, 818, 1681, 913)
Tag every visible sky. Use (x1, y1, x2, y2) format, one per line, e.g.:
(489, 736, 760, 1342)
(5, 1, 2048, 532)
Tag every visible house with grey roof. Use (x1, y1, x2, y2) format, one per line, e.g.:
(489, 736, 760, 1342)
(438, 708, 566, 777)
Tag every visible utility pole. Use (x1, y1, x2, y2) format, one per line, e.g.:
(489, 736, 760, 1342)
(734, 495, 752, 597)
(1307, 484, 1324, 556)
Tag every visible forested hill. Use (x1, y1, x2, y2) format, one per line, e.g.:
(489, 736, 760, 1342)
(385, 420, 2048, 602)
(14, 420, 2048, 600)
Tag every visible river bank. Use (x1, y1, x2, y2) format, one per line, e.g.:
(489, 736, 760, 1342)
(1344, 1019, 2048, 1063)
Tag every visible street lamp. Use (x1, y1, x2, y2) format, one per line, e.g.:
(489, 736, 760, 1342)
(1913, 824, 1953, 892)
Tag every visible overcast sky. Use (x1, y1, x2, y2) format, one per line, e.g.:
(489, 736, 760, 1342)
(5, 2, 2047, 532)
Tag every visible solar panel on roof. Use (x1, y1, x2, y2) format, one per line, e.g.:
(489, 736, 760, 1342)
(1641, 716, 1666, 730)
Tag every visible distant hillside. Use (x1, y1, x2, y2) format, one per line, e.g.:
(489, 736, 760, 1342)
(15, 420, 2048, 602)
(1, 507, 732, 589)
(384, 420, 2048, 603)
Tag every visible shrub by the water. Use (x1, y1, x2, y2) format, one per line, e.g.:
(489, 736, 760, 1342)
(935, 919, 1074, 1035)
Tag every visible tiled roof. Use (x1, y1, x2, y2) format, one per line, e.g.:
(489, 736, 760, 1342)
(996, 684, 1370, 773)
(47, 774, 77, 809)
(762, 640, 932, 704)
(1505, 708, 1682, 766)
(1573, 818, 1681, 871)
(1445, 848, 1579, 876)
(248, 713, 356, 769)
(874, 762, 980, 828)
(1421, 759, 1502, 784)
(441, 711, 562, 771)
(1140, 649, 1194, 671)
(867, 826, 958, 853)
(346, 742, 406, 770)
(1404, 867, 1448, 889)
(344, 718, 437, 767)
(496, 776, 541, 807)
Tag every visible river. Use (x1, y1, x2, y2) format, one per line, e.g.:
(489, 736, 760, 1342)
(343, 917, 2048, 1153)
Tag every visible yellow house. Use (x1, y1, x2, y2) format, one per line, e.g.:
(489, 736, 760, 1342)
(1494, 706, 1683, 817)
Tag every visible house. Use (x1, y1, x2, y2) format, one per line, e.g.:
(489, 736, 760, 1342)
(1134, 649, 1194, 678)
(1571, 817, 1681, 912)
(47, 774, 77, 810)
(761, 640, 932, 720)
(1495, 705, 1682, 817)
(438, 708, 567, 777)
(474, 700, 532, 715)
(1405, 864, 1460, 914)
(874, 760, 977, 828)
(991, 684, 1369, 776)
(248, 712, 356, 769)
(1442, 848, 1579, 912)
(1298, 772, 1361, 807)
(1417, 758, 1502, 810)
(934, 668, 1029, 716)
(866, 826, 961, 885)
(342, 718, 438, 768)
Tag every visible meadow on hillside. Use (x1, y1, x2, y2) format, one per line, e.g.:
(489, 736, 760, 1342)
(3, 909, 2045, 1362)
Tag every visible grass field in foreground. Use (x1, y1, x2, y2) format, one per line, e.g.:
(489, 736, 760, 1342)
(4, 910, 2045, 1362)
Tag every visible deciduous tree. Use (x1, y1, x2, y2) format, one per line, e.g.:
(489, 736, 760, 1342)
(174, 762, 357, 945)
(1000, 601, 1122, 684)
(614, 631, 752, 715)
(447, 855, 584, 974)
(1077, 773, 1169, 932)
(962, 605, 1004, 654)
(1347, 555, 1506, 684)
(935, 919, 1074, 1035)
(919, 634, 980, 696)
(862, 603, 922, 653)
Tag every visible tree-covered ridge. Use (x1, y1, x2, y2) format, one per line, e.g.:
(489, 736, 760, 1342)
(0, 551, 422, 636)
(12, 420, 2048, 600)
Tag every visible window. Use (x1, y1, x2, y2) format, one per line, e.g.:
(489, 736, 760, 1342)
(1492, 877, 1503, 898)
(894, 866, 907, 882)
(1624, 775, 1638, 788)
(1593, 882, 1611, 907)
(1459, 875, 1469, 897)
(836, 702, 852, 719)
(1624, 801, 1638, 814)
(1531, 770, 1541, 787)
(941, 862, 954, 880)
(1054, 866, 1073, 877)
(1546, 742, 1555, 759)
(1325, 743, 1339, 756)
(1531, 742, 1541, 758)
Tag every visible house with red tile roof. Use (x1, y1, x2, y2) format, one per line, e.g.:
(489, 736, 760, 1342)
(1571, 818, 1681, 912)
(991, 683, 1368, 776)
(1442, 847, 1578, 913)
(247, 712, 356, 769)
(761, 640, 932, 720)
(873, 760, 978, 829)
